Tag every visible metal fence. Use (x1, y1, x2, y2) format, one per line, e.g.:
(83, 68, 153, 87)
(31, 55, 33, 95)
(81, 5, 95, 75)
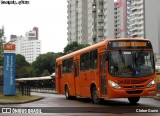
(16, 85, 56, 95)
(0, 86, 3, 94)
(30, 87, 56, 93)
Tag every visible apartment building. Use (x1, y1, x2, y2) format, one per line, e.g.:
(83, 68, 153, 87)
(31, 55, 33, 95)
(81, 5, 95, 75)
(11, 27, 41, 63)
(25, 27, 38, 40)
(145, 0, 160, 64)
(127, 0, 144, 38)
(114, 0, 127, 38)
(126, 0, 160, 64)
(67, 0, 114, 45)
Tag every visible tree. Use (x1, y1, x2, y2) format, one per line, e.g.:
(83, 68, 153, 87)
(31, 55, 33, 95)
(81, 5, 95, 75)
(16, 54, 30, 69)
(42, 70, 50, 76)
(16, 54, 31, 78)
(32, 52, 63, 76)
(25, 66, 36, 77)
(0, 26, 5, 66)
(0, 26, 4, 39)
(63, 41, 89, 54)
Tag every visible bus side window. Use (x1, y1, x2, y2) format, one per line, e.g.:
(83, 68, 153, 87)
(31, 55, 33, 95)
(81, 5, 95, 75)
(62, 58, 73, 74)
(90, 49, 98, 69)
(80, 52, 90, 71)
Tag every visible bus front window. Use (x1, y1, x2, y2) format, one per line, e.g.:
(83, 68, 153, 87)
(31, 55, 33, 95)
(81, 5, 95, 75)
(109, 50, 154, 78)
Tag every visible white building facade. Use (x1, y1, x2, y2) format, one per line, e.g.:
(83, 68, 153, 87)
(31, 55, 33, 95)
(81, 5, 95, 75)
(67, 0, 114, 45)
(127, 0, 144, 38)
(11, 28, 41, 63)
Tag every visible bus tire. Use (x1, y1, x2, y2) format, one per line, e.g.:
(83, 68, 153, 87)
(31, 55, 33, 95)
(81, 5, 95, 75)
(128, 97, 140, 104)
(91, 86, 101, 104)
(65, 85, 71, 100)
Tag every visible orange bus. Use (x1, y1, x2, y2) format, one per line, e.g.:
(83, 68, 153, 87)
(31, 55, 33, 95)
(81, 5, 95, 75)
(55, 38, 156, 104)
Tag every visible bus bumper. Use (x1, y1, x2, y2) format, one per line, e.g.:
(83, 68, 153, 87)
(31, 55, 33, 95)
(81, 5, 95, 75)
(108, 86, 157, 98)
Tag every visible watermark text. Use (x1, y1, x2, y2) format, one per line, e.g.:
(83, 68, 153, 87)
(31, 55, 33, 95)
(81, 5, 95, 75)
(0, 0, 30, 5)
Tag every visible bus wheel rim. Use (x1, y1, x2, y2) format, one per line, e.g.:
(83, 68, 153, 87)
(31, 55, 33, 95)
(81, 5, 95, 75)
(93, 90, 99, 102)
(65, 87, 69, 98)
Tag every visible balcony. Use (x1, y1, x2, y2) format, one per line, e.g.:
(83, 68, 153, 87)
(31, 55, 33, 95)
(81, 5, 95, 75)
(92, 7, 96, 12)
(98, 32, 104, 37)
(98, 12, 103, 16)
(92, 34, 96, 38)
(98, 18, 104, 23)
(98, 26, 104, 30)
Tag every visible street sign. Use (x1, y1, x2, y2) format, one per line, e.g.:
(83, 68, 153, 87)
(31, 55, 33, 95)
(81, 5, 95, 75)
(4, 44, 15, 51)
(3, 44, 16, 96)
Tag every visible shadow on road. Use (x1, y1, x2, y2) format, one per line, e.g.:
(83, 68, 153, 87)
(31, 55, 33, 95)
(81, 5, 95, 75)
(70, 97, 141, 106)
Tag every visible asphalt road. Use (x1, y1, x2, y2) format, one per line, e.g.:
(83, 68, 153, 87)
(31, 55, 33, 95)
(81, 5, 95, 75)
(0, 92, 160, 116)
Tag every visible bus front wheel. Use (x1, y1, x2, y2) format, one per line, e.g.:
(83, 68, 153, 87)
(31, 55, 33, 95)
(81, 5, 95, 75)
(128, 97, 140, 104)
(65, 86, 71, 100)
(91, 86, 101, 104)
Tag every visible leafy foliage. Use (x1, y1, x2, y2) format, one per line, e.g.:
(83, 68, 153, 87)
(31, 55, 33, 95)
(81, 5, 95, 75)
(16, 54, 31, 78)
(16, 54, 30, 69)
(32, 52, 63, 76)
(42, 70, 50, 76)
(63, 42, 89, 54)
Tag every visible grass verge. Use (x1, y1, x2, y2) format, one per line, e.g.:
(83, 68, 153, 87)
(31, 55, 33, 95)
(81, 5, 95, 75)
(0, 94, 43, 104)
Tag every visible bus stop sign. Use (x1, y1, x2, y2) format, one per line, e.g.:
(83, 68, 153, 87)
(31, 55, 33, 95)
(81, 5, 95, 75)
(3, 44, 16, 96)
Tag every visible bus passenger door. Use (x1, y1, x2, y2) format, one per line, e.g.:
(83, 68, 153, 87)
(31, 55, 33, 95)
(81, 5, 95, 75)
(74, 61, 80, 96)
(100, 53, 107, 96)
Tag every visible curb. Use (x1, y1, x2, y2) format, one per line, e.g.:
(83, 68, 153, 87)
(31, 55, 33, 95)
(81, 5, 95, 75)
(153, 96, 160, 100)
(31, 91, 57, 94)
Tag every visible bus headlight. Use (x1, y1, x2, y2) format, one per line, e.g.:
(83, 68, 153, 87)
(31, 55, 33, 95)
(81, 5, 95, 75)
(146, 79, 156, 88)
(108, 80, 122, 90)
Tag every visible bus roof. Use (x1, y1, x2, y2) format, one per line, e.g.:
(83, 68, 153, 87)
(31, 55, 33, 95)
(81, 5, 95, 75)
(56, 38, 149, 61)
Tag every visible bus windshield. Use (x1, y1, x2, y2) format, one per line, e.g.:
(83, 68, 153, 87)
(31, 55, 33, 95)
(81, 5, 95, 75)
(109, 50, 154, 78)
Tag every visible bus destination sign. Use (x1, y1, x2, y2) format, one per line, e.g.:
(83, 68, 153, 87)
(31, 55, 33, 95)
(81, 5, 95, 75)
(108, 40, 152, 49)
(118, 42, 146, 47)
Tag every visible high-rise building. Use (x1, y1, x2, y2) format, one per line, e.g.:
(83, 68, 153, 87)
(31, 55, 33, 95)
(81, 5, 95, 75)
(126, 0, 160, 64)
(33, 27, 39, 40)
(114, 0, 127, 38)
(25, 27, 39, 40)
(10, 34, 18, 42)
(67, 0, 114, 45)
(11, 27, 41, 63)
(127, 0, 144, 38)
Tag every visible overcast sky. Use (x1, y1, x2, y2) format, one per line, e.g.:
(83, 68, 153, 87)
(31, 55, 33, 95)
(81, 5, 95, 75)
(0, 0, 117, 54)
(0, 0, 68, 53)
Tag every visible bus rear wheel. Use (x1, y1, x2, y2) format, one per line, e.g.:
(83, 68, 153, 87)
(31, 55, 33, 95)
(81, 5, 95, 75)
(128, 97, 140, 104)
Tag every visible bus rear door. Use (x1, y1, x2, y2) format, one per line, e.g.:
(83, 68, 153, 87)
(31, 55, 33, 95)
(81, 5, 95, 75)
(74, 61, 80, 96)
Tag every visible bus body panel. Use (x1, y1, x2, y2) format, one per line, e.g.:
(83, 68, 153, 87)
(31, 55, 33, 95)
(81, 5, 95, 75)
(106, 74, 156, 98)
